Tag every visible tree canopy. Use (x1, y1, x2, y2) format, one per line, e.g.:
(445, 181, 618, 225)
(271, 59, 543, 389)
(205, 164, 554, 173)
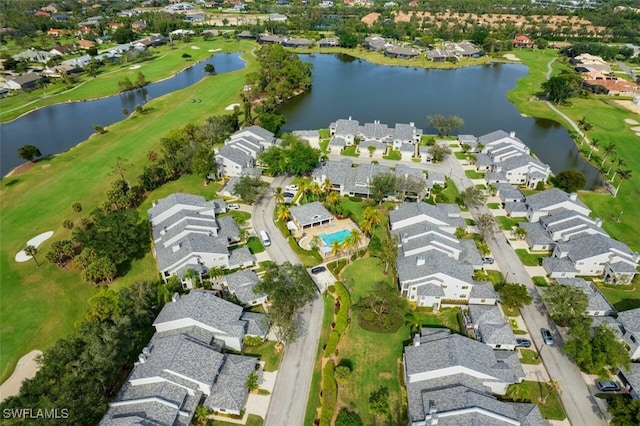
(253, 262, 317, 344)
(542, 71, 582, 103)
(354, 281, 406, 332)
(555, 169, 586, 193)
(543, 284, 588, 327)
(427, 114, 464, 136)
(459, 186, 486, 207)
(259, 134, 320, 176)
(17, 144, 42, 162)
(498, 283, 532, 312)
(564, 320, 630, 376)
(231, 175, 269, 204)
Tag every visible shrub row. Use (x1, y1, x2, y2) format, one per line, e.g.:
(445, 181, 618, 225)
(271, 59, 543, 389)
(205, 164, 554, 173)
(334, 282, 351, 333)
(320, 360, 337, 426)
(324, 330, 340, 358)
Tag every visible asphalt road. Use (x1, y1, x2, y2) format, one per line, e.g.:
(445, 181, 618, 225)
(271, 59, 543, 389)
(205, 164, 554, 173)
(446, 155, 608, 426)
(252, 175, 326, 426)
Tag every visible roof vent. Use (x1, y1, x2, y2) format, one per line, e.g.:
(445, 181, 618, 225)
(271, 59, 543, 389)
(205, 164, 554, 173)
(138, 353, 147, 364)
(172, 243, 181, 252)
(569, 192, 578, 201)
(595, 218, 603, 227)
(416, 256, 426, 266)
(142, 346, 152, 355)
(509, 131, 516, 138)
(172, 292, 180, 303)
(413, 333, 421, 347)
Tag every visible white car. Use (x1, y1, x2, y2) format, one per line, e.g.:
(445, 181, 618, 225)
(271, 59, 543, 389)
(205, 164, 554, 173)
(286, 185, 298, 192)
(227, 204, 240, 210)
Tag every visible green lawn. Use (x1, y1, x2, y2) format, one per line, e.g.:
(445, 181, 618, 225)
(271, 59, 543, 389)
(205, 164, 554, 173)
(247, 236, 265, 254)
(383, 150, 401, 161)
(497, 216, 527, 231)
(597, 281, 640, 312)
(487, 203, 501, 209)
(519, 349, 542, 365)
(503, 381, 566, 420)
(532, 276, 549, 287)
(341, 146, 360, 157)
(515, 249, 549, 266)
(304, 293, 336, 425)
(465, 170, 485, 179)
(0, 46, 257, 382)
(243, 341, 282, 372)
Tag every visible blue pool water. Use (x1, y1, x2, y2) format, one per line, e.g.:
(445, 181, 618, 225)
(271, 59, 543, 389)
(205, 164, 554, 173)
(320, 229, 351, 246)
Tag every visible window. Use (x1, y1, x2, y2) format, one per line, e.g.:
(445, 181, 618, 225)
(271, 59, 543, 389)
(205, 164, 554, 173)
(631, 335, 637, 344)
(480, 299, 486, 303)
(461, 286, 469, 290)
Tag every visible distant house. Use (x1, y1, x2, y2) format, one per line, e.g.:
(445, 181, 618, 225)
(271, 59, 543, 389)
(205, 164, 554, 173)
(7, 73, 47, 91)
(12, 49, 52, 63)
(556, 278, 615, 317)
(617, 308, 640, 360)
(77, 39, 96, 50)
(385, 46, 420, 59)
(258, 34, 284, 44)
(513, 35, 534, 48)
(318, 37, 340, 48)
(468, 305, 517, 350)
(292, 130, 320, 148)
(282, 37, 313, 48)
(363, 35, 390, 51)
(268, 13, 288, 21)
(236, 30, 255, 40)
(216, 125, 276, 177)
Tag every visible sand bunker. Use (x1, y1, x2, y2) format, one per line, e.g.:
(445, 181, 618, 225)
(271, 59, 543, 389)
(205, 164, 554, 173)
(631, 126, 640, 132)
(503, 54, 521, 61)
(15, 231, 54, 262)
(637, 132, 640, 137)
(625, 118, 639, 125)
(225, 103, 240, 111)
(208, 48, 222, 53)
(0, 350, 42, 402)
(191, 46, 201, 50)
(129, 65, 141, 70)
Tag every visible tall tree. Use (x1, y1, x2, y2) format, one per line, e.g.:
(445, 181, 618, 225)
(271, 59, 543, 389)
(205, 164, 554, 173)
(459, 186, 487, 207)
(476, 214, 498, 243)
(543, 284, 588, 327)
(232, 175, 269, 204)
(428, 143, 452, 162)
(370, 173, 397, 204)
(498, 284, 532, 312)
(253, 262, 317, 345)
(555, 170, 586, 192)
(24, 245, 40, 267)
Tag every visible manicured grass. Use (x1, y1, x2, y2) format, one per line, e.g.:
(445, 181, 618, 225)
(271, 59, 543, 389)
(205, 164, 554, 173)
(487, 202, 501, 209)
(383, 150, 401, 161)
(597, 281, 640, 312)
(244, 341, 282, 372)
(503, 380, 566, 420)
(341, 146, 360, 157)
(2, 39, 257, 123)
(454, 152, 467, 160)
(532, 276, 549, 287)
(208, 414, 263, 426)
(413, 307, 462, 334)
(519, 349, 542, 365)
(0, 47, 257, 382)
(273, 215, 322, 267)
(515, 249, 549, 266)
(246, 236, 265, 254)
(465, 170, 485, 179)
(496, 216, 527, 230)
(304, 294, 335, 426)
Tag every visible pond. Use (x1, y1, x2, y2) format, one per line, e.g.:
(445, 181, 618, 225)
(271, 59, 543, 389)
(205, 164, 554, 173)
(279, 54, 601, 187)
(0, 52, 245, 177)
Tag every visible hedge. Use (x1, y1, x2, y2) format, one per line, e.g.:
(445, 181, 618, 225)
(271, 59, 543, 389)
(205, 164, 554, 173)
(334, 282, 351, 334)
(320, 360, 337, 426)
(324, 330, 341, 358)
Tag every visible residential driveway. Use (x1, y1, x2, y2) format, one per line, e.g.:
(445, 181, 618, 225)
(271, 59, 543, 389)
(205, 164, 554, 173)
(252, 175, 325, 426)
(308, 265, 336, 293)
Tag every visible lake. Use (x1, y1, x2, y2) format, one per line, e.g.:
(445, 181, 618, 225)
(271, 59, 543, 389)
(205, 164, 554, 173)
(0, 52, 245, 177)
(279, 54, 601, 187)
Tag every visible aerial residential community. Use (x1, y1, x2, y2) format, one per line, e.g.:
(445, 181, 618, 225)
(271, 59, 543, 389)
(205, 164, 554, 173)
(2, 0, 640, 425)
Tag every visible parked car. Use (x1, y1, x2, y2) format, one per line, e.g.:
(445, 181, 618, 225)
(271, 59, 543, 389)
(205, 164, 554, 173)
(311, 266, 326, 274)
(227, 204, 240, 210)
(283, 192, 295, 198)
(515, 338, 531, 348)
(286, 185, 298, 192)
(596, 380, 621, 392)
(541, 328, 554, 346)
(482, 257, 495, 264)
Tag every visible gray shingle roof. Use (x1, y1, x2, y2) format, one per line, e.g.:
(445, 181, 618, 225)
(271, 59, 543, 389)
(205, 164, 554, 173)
(204, 354, 257, 412)
(621, 363, 640, 394)
(361, 121, 392, 139)
(390, 202, 466, 230)
(591, 316, 623, 338)
(470, 282, 498, 299)
(397, 252, 473, 284)
(289, 202, 333, 227)
(542, 257, 578, 274)
(618, 308, 640, 335)
(154, 290, 247, 338)
(520, 222, 553, 247)
(394, 122, 422, 141)
(218, 143, 254, 167)
(228, 247, 256, 269)
(154, 233, 230, 276)
(495, 183, 525, 201)
(525, 188, 589, 212)
(224, 269, 264, 304)
(234, 125, 274, 143)
(556, 234, 635, 261)
(478, 130, 524, 146)
(334, 118, 360, 136)
(241, 311, 268, 337)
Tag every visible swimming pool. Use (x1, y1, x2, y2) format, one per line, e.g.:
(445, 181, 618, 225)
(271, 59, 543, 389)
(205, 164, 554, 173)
(320, 229, 352, 246)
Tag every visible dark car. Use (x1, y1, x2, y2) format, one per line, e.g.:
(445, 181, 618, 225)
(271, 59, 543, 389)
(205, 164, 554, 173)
(541, 328, 554, 346)
(311, 266, 326, 274)
(284, 192, 295, 198)
(482, 257, 495, 264)
(515, 338, 531, 348)
(596, 380, 621, 392)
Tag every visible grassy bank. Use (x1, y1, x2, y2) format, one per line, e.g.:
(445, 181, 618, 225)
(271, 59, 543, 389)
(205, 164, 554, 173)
(0, 46, 256, 383)
(1, 39, 255, 123)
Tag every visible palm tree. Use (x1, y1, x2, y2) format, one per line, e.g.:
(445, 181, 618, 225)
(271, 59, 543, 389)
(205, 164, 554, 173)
(540, 381, 561, 404)
(310, 235, 322, 250)
(600, 142, 616, 167)
(330, 239, 343, 258)
(614, 169, 632, 197)
(238, 227, 249, 243)
(349, 228, 362, 251)
(24, 245, 40, 267)
(276, 204, 291, 222)
(274, 186, 284, 204)
(359, 218, 373, 237)
(611, 158, 627, 180)
(321, 178, 332, 198)
(298, 181, 309, 202)
(363, 207, 381, 229)
(209, 267, 224, 282)
(587, 138, 599, 160)
(309, 182, 322, 201)
(326, 191, 340, 207)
